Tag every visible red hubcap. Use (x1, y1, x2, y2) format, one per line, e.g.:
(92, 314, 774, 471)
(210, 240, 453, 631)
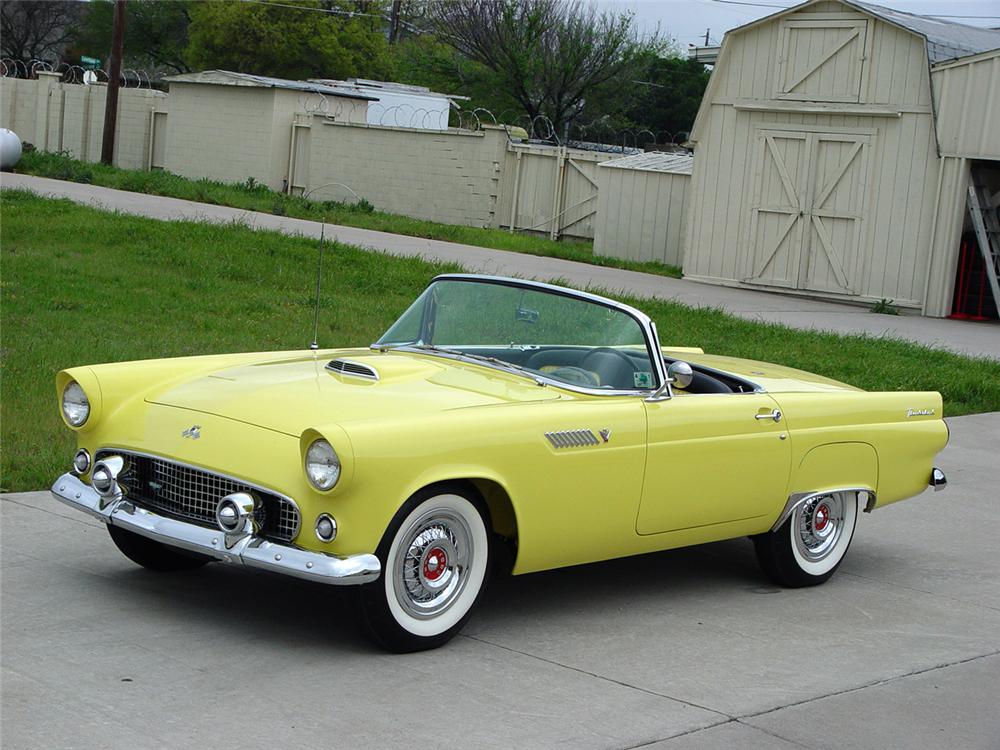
(423, 546, 448, 582)
(814, 504, 830, 531)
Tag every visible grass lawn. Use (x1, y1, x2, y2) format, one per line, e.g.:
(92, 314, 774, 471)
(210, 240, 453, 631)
(16, 151, 682, 279)
(3, 190, 998, 491)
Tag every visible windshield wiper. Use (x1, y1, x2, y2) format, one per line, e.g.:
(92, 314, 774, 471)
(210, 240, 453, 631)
(411, 345, 529, 372)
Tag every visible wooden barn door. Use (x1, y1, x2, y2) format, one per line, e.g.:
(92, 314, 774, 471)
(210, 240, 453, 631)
(747, 128, 870, 295)
(746, 130, 811, 289)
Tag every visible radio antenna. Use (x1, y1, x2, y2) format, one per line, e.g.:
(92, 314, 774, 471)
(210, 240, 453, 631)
(309, 220, 325, 351)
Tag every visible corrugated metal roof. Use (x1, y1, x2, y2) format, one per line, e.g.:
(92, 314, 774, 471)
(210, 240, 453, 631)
(598, 152, 694, 175)
(850, 1, 1000, 63)
(163, 70, 377, 100)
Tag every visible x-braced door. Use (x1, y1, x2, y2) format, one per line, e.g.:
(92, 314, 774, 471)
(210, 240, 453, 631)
(745, 129, 871, 295)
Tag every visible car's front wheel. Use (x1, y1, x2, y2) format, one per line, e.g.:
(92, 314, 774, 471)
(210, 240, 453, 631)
(356, 484, 491, 652)
(107, 524, 212, 572)
(753, 490, 859, 587)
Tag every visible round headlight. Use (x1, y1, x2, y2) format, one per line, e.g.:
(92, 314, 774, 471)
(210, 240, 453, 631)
(62, 381, 90, 427)
(305, 439, 340, 491)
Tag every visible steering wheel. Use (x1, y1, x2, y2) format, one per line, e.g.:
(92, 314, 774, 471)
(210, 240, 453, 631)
(581, 347, 638, 389)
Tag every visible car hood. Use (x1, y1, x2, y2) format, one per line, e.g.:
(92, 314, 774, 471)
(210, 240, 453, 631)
(147, 349, 562, 436)
(672, 351, 861, 393)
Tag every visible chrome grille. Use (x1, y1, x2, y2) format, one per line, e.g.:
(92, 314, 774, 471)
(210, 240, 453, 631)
(96, 450, 300, 542)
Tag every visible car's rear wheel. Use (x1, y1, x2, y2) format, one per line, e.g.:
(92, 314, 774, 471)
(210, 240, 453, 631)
(356, 484, 491, 652)
(753, 491, 859, 587)
(107, 524, 212, 572)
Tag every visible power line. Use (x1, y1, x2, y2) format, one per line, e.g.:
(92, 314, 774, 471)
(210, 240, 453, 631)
(709, 0, 793, 7)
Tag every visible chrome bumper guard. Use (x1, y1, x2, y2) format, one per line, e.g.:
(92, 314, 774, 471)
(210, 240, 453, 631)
(51, 473, 381, 585)
(930, 467, 947, 491)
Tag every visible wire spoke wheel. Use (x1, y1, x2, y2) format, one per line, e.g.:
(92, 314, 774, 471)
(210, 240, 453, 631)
(358, 487, 491, 652)
(753, 490, 860, 587)
(793, 494, 846, 563)
(395, 509, 474, 620)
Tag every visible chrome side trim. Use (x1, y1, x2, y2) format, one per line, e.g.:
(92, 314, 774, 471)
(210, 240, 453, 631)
(326, 358, 379, 381)
(51, 473, 380, 586)
(545, 429, 600, 448)
(771, 487, 874, 531)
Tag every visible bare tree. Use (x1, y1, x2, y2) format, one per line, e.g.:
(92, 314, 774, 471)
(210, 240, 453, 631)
(433, 0, 647, 135)
(0, 0, 83, 68)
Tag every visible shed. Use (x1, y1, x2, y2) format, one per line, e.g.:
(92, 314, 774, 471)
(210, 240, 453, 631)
(311, 79, 465, 130)
(162, 70, 375, 191)
(683, 0, 1000, 317)
(593, 152, 693, 268)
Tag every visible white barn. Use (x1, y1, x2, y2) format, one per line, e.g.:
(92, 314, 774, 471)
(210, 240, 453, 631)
(683, 0, 1000, 317)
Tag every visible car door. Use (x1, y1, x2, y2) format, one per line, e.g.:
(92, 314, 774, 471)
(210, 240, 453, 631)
(637, 393, 791, 535)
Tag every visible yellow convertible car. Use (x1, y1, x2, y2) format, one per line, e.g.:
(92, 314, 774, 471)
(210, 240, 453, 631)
(52, 274, 949, 651)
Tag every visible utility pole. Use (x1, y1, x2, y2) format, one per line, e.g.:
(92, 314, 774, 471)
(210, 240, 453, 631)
(389, 0, 402, 44)
(101, 0, 127, 165)
(704, 28, 711, 46)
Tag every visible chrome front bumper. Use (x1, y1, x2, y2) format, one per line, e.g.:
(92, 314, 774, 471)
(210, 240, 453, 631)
(51, 473, 381, 585)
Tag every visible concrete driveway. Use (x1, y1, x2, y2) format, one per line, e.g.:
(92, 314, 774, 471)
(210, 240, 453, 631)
(4, 173, 999, 361)
(2, 412, 998, 749)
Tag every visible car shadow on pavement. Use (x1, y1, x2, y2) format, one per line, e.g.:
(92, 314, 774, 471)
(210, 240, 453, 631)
(85, 535, 770, 652)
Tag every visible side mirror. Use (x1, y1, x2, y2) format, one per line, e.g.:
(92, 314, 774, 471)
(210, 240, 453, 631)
(646, 360, 695, 402)
(667, 360, 694, 389)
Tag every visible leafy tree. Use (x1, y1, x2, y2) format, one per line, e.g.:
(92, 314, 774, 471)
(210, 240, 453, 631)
(74, 0, 193, 75)
(626, 53, 710, 139)
(186, 0, 394, 82)
(1, 0, 83, 66)
(391, 35, 519, 117)
(432, 0, 651, 135)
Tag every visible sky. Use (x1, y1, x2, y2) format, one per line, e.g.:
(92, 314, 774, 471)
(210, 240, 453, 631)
(597, 0, 1000, 49)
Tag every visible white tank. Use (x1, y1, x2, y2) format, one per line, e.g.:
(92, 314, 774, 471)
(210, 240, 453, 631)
(0, 128, 23, 169)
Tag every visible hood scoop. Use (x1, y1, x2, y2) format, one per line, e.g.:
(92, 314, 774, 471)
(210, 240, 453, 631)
(326, 358, 379, 381)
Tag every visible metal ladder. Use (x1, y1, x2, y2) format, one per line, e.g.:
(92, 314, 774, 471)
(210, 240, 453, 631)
(967, 168, 1000, 315)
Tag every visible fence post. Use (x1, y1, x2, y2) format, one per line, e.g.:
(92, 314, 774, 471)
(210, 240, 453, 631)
(509, 148, 523, 233)
(550, 145, 567, 241)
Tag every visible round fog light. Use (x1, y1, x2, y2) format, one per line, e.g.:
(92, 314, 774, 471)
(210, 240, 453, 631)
(315, 513, 337, 542)
(73, 449, 91, 475)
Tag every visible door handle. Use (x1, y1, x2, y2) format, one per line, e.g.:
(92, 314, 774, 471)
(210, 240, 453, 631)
(755, 409, 782, 422)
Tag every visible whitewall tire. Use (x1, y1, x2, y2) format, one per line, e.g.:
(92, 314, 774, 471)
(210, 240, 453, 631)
(753, 491, 860, 587)
(356, 484, 491, 652)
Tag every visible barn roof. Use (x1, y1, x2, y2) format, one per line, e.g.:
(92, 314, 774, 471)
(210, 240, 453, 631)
(851, 1, 1000, 64)
(598, 152, 694, 175)
(729, 0, 1000, 65)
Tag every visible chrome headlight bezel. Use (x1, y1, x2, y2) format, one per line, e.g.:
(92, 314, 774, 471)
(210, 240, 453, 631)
(61, 380, 91, 427)
(304, 439, 341, 491)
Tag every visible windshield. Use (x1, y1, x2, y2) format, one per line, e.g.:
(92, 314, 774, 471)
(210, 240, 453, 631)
(376, 278, 658, 391)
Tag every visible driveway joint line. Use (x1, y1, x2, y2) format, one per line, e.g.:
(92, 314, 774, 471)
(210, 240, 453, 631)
(841, 569, 1000, 613)
(0, 495, 100, 527)
(738, 649, 1000, 723)
(460, 632, 732, 719)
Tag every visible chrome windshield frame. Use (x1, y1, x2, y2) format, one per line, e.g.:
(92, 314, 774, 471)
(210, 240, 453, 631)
(371, 274, 669, 396)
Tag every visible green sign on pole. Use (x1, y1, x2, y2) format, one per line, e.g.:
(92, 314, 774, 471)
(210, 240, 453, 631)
(80, 56, 101, 69)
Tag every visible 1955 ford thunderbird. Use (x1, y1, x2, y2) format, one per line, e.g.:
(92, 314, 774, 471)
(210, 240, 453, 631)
(52, 274, 948, 651)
